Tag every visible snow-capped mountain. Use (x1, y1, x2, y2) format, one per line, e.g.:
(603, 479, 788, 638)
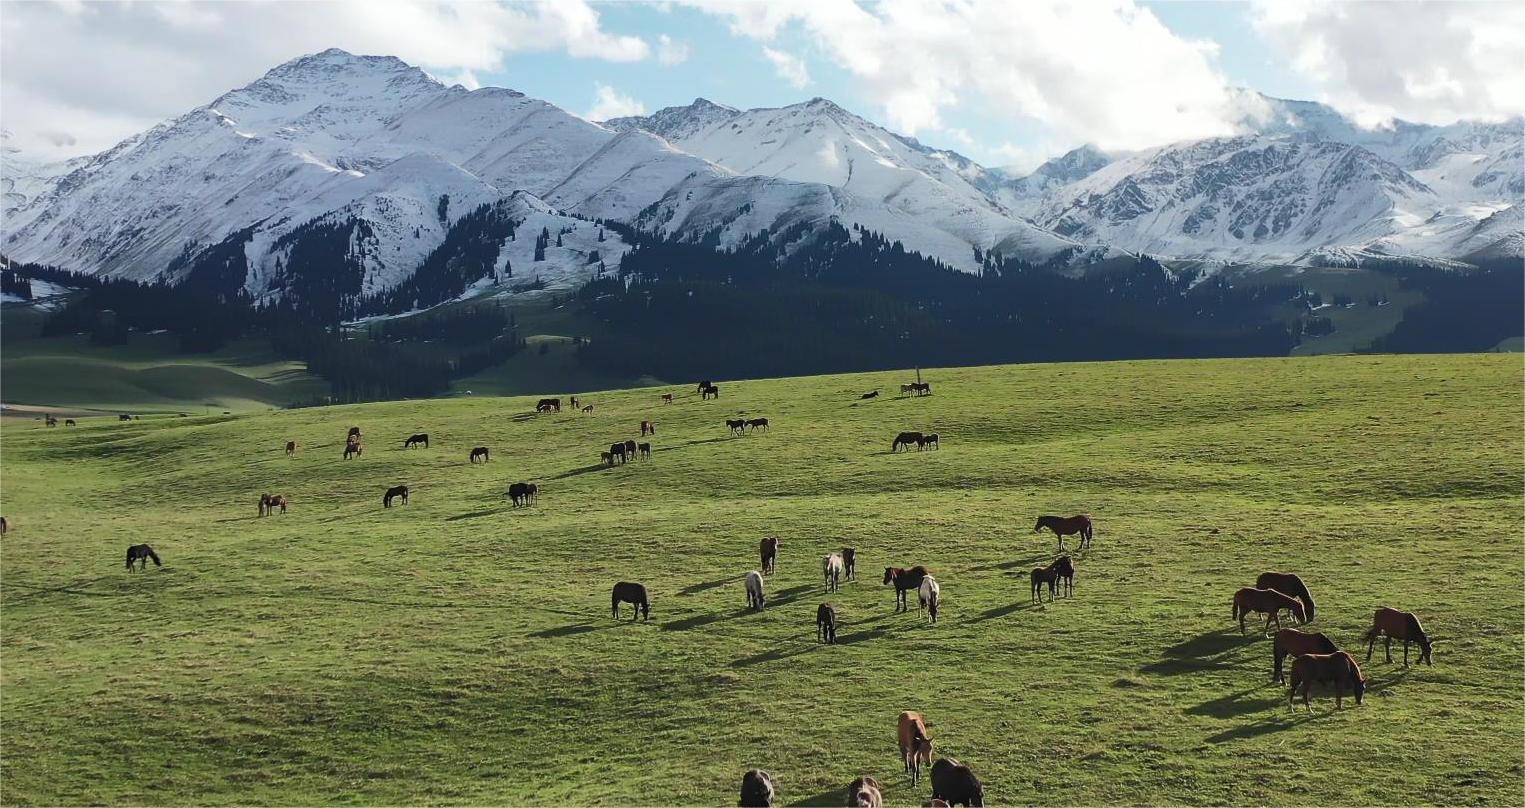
(982, 144, 1115, 215)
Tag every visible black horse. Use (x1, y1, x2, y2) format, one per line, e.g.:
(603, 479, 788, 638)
(817, 603, 838, 643)
(125, 544, 162, 571)
(883, 566, 930, 612)
(612, 582, 650, 620)
(842, 547, 857, 580)
(470, 446, 490, 463)
(726, 419, 747, 435)
(383, 485, 409, 507)
(404, 433, 429, 449)
(609, 442, 627, 464)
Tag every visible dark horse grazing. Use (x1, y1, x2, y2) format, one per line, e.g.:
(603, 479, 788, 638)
(861, 391, 879, 400)
(917, 433, 940, 450)
(1363, 607, 1434, 666)
(1256, 572, 1317, 621)
(817, 603, 838, 643)
(383, 485, 410, 507)
(746, 418, 769, 432)
(537, 398, 561, 413)
(661, 393, 673, 404)
(1033, 514, 1093, 551)
(1272, 628, 1339, 683)
(286, 440, 297, 456)
(582, 404, 594, 414)
(930, 758, 984, 807)
(1289, 651, 1366, 711)
(883, 566, 929, 612)
(608, 442, 627, 464)
(702, 384, 720, 400)
(638, 442, 651, 459)
(740, 769, 774, 807)
(258, 494, 289, 516)
(507, 482, 536, 507)
(623, 439, 637, 460)
(65, 418, 76, 426)
(842, 547, 857, 580)
(470, 446, 490, 463)
(760, 536, 780, 574)
(611, 581, 650, 620)
(892, 431, 924, 452)
(1232, 587, 1307, 635)
(119, 413, 133, 421)
(404, 433, 429, 449)
(727, 419, 747, 435)
(125, 544, 161, 571)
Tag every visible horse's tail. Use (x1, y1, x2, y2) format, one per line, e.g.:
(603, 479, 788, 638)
(1230, 593, 1240, 621)
(125, 548, 134, 570)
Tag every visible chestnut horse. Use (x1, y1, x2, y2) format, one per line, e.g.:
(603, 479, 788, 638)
(1256, 572, 1316, 621)
(1232, 587, 1307, 635)
(883, 566, 929, 612)
(1272, 628, 1338, 683)
(759, 537, 780, 574)
(1363, 607, 1434, 666)
(1034, 514, 1092, 551)
(896, 711, 934, 785)
(1289, 651, 1366, 711)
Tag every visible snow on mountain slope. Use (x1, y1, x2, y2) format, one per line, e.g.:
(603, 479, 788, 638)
(984, 144, 1115, 216)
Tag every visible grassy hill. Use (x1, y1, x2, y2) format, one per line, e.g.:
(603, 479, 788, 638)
(1, 354, 1520, 805)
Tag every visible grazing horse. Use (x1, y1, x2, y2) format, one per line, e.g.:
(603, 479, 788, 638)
(536, 398, 561, 413)
(727, 418, 747, 435)
(1033, 514, 1093, 551)
(507, 482, 534, 507)
(746, 418, 769, 432)
(1289, 651, 1366, 711)
(861, 391, 879, 400)
(383, 485, 410, 508)
(601, 451, 613, 465)
(884, 566, 930, 612)
(623, 439, 637, 460)
(470, 446, 490, 463)
(641, 420, 655, 436)
(917, 433, 940, 450)
(702, 384, 720, 400)
(1363, 607, 1434, 666)
(45, 416, 57, 427)
(759, 537, 780, 574)
(661, 393, 673, 404)
(847, 776, 883, 807)
(258, 494, 289, 516)
(1232, 587, 1307, 635)
(125, 544, 161, 571)
(608, 442, 627, 464)
(918, 576, 941, 623)
(745, 570, 766, 611)
(638, 442, 651, 459)
(897, 711, 934, 786)
(913, 382, 932, 396)
(582, 405, 594, 414)
(892, 431, 924, 452)
(611, 581, 650, 620)
(285, 440, 296, 456)
(817, 603, 838, 644)
(403, 433, 429, 449)
(1256, 572, 1317, 622)
(930, 758, 984, 807)
(823, 553, 844, 592)
(900, 383, 916, 395)
(348, 426, 362, 440)
(842, 547, 857, 580)
(65, 418, 76, 426)
(1272, 628, 1340, 683)
(119, 413, 133, 422)
(739, 769, 775, 807)
(1031, 565, 1060, 603)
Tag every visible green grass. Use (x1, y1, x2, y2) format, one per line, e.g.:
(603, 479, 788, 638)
(2, 354, 1521, 805)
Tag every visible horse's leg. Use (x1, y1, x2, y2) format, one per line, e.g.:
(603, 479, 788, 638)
(1302, 681, 1312, 713)
(1403, 639, 1410, 666)
(1366, 634, 1376, 661)
(1384, 636, 1393, 663)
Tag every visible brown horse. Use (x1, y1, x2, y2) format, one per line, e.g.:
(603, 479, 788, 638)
(285, 440, 297, 456)
(608, 443, 627, 464)
(1363, 607, 1434, 666)
(896, 711, 934, 785)
(612, 581, 650, 620)
(1232, 587, 1308, 635)
(258, 494, 289, 516)
(641, 420, 655, 436)
(344, 437, 362, 459)
(470, 446, 490, 463)
(842, 547, 857, 580)
(638, 442, 651, 459)
(883, 566, 929, 612)
(601, 451, 613, 465)
(817, 603, 837, 643)
(582, 404, 594, 414)
(536, 398, 561, 413)
(383, 485, 409, 507)
(892, 431, 923, 452)
(661, 393, 673, 404)
(623, 439, 637, 460)
(0, 516, 7, 536)
(1272, 628, 1339, 683)
(846, 776, 883, 807)
(1289, 651, 1366, 711)
(929, 758, 984, 807)
(1033, 514, 1093, 551)
(760, 537, 780, 574)
(727, 419, 747, 435)
(1256, 572, 1316, 621)
(571, 396, 580, 410)
(1051, 555, 1075, 597)
(1031, 565, 1060, 603)
(917, 433, 940, 450)
(746, 418, 769, 432)
(740, 769, 774, 807)
(860, 391, 879, 400)
(64, 418, 76, 426)
(702, 384, 720, 400)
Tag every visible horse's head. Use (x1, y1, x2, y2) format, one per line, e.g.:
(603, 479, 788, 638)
(1418, 634, 1435, 665)
(1352, 673, 1367, 705)
(1032, 517, 1045, 533)
(1290, 600, 1308, 624)
(883, 567, 895, 585)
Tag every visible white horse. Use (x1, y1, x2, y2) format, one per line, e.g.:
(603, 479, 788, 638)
(918, 575, 941, 624)
(823, 553, 844, 593)
(745, 570, 766, 611)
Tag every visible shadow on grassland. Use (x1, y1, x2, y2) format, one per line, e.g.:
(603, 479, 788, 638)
(1138, 629, 1259, 676)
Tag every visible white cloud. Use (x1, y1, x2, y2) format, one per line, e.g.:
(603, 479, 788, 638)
(656, 34, 690, 65)
(0, 0, 655, 161)
(685, 0, 1244, 152)
(585, 83, 646, 121)
(761, 46, 812, 89)
(1250, 0, 1525, 126)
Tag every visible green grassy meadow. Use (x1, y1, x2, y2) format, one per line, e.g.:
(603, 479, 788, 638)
(1, 354, 1521, 805)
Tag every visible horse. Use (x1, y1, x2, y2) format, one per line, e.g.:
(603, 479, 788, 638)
(661, 393, 673, 404)
(1232, 587, 1307, 635)
(582, 405, 594, 414)
(609, 443, 627, 464)
(823, 553, 844, 592)
(348, 426, 362, 440)
(896, 711, 934, 785)
(702, 384, 720, 400)
(1256, 572, 1317, 622)
(507, 482, 533, 507)
(638, 442, 652, 459)
(119, 413, 133, 422)
(383, 485, 409, 508)
(698, 380, 712, 394)
(759, 537, 779, 574)
(745, 570, 766, 611)
(918, 576, 941, 623)
(611, 581, 650, 620)
(913, 382, 932, 396)
(525, 483, 539, 504)
(846, 776, 882, 807)
(892, 431, 924, 452)
(1289, 651, 1366, 711)
(884, 566, 930, 612)
(45, 416, 58, 427)
(403, 433, 429, 449)
(740, 769, 775, 807)
(64, 419, 76, 427)
(537, 398, 561, 413)
(1272, 628, 1339, 683)
(727, 418, 747, 435)
(571, 396, 580, 410)
(470, 446, 490, 463)
(1363, 607, 1434, 666)
(1030, 565, 1060, 603)
(746, 418, 769, 432)
(285, 440, 297, 456)
(917, 433, 940, 450)
(860, 391, 879, 400)
(641, 420, 655, 436)
(343, 437, 362, 459)
(601, 451, 613, 465)
(125, 544, 161, 571)
(842, 547, 857, 580)
(258, 494, 288, 516)
(930, 758, 984, 807)
(900, 384, 916, 395)
(1051, 555, 1075, 597)
(817, 603, 838, 643)
(1033, 514, 1093, 551)
(623, 439, 637, 460)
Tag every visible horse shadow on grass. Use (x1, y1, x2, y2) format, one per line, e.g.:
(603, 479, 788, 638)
(1185, 685, 1284, 719)
(1203, 711, 1328, 744)
(969, 552, 1052, 573)
(730, 643, 817, 668)
(1138, 629, 1259, 676)
(963, 599, 1042, 624)
(788, 786, 847, 807)
(679, 574, 744, 596)
(445, 508, 507, 522)
(530, 621, 619, 639)
(548, 463, 611, 481)
(662, 609, 749, 632)
(654, 436, 732, 453)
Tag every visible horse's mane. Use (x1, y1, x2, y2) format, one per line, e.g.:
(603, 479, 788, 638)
(1405, 611, 1427, 640)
